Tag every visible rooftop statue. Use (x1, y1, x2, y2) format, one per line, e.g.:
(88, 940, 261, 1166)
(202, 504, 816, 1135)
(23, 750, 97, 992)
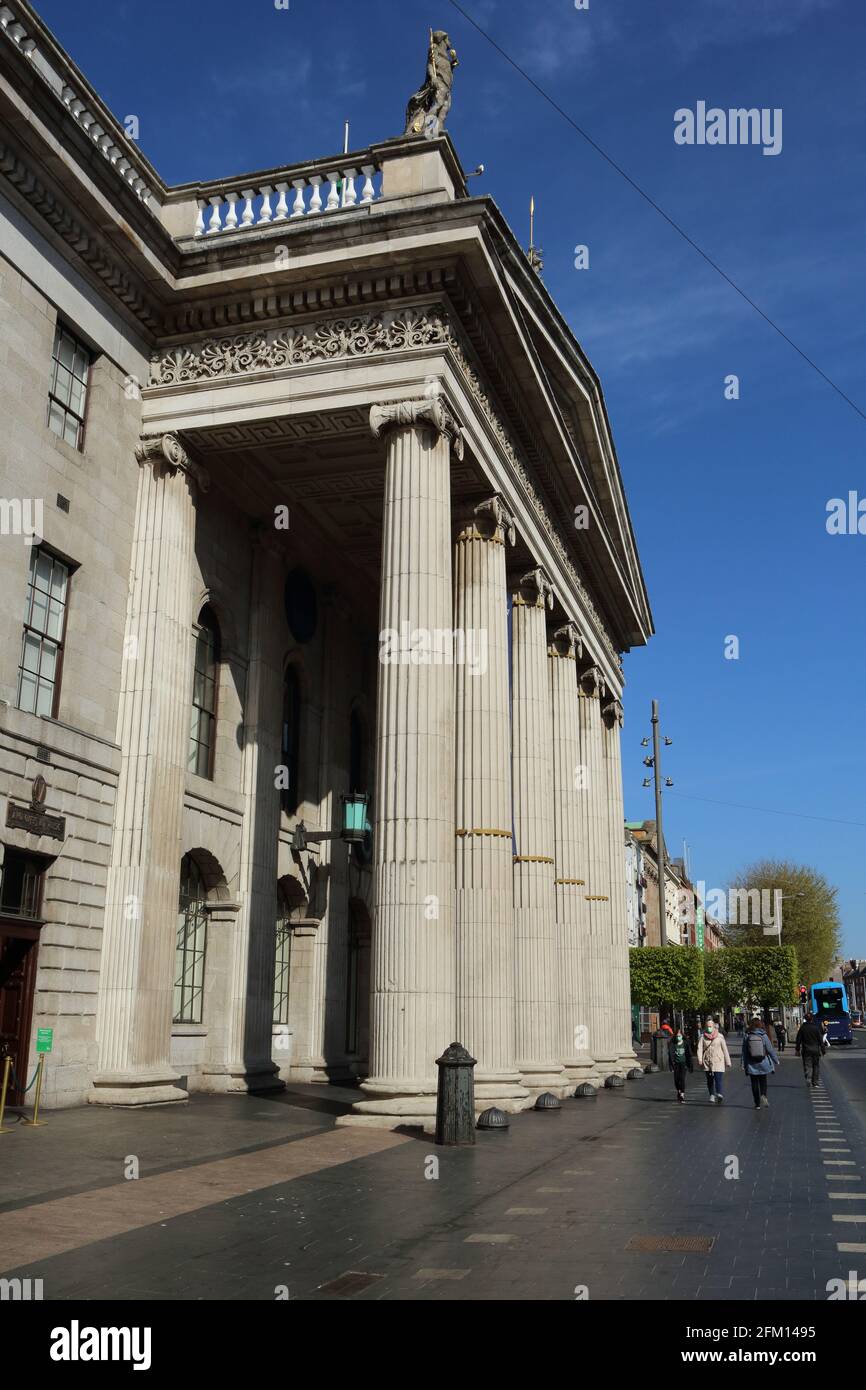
(404, 29, 459, 139)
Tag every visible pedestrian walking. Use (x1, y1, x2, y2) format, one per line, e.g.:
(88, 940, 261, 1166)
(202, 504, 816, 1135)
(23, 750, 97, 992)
(668, 1027, 693, 1104)
(697, 1017, 732, 1103)
(775, 1019, 787, 1053)
(795, 1013, 827, 1088)
(742, 1014, 779, 1109)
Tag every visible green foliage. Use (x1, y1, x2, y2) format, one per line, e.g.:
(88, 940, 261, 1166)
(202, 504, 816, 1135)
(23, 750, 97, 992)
(629, 945, 705, 1011)
(700, 946, 799, 1011)
(725, 860, 841, 985)
(702, 950, 740, 1008)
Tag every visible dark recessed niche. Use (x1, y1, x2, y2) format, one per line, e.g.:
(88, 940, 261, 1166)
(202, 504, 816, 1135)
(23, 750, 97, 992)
(284, 567, 317, 644)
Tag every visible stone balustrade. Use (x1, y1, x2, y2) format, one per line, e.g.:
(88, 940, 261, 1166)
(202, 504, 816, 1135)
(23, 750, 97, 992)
(193, 159, 382, 237)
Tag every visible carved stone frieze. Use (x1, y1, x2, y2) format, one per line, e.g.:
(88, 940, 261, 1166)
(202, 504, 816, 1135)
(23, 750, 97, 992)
(149, 306, 451, 386)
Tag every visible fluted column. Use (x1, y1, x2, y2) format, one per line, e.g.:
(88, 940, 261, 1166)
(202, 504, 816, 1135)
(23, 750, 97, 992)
(348, 394, 461, 1126)
(512, 568, 567, 1096)
(205, 526, 285, 1093)
(549, 623, 595, 1084)
(579, 664, 619, 1077)
(454, 497, 527, 1109)
(92, 434, 205, 1105)
(602, 695, 635, 1068)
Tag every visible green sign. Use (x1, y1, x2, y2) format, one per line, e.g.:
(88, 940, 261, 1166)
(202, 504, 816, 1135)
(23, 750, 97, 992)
(696, 904, 705, 951)
(36, 1028, 53, 1054)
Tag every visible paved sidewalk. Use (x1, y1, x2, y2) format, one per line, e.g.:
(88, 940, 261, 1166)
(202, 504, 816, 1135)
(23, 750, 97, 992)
(0, 1052, 862, 1301)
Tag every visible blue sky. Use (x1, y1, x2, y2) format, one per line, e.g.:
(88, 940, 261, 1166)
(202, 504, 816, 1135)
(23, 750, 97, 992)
(34, 0, 866, 954)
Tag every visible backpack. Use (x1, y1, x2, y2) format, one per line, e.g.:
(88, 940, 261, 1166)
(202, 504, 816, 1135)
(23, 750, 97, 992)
(747, 1031, 766, 1061)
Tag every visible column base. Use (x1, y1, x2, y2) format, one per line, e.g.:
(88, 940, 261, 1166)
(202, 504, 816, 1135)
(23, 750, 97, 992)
(517, 1063, 572, 1099)
(89, 1068, 188, 1107)
(474, 1072, 530, 1111)
(592, 1054, 626, 1080)
(562, 1054, 599, 1085)
(337, 1092, 438, 1131)
(200, 1062, 285, 1095)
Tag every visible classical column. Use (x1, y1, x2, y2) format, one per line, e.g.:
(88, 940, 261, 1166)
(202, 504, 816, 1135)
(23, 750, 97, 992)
(549, 622, 595, 1084)
(579, 663, 619, 1078)
(92, 434, 205, 1105)
(602, 694, 636, 1069)
(346, 394, 461, 1126)
(512, 567, 568, 1097)
(204, 526, 285, 1093)
(454, 497, 527, 1110)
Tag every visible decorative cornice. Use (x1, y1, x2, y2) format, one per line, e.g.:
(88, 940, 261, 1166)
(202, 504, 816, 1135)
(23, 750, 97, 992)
(474, 493, 516, 546)
(515, 566, 554, 611)
(134, 434, 210, 491)
(369, 393, 464, 459)
(0, 136, 160, 332)
(550, 621, 582, 661)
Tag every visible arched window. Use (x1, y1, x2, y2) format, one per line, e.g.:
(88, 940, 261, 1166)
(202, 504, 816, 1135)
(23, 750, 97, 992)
(280, 665, 301, 816)
(174, 854, 208, 1024)
(189, 605, 220, 778)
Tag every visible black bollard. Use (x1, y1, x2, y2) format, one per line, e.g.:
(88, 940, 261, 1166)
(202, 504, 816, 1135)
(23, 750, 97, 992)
(653, 1029, 671, 1071)
(435, 1041, 477, 1145)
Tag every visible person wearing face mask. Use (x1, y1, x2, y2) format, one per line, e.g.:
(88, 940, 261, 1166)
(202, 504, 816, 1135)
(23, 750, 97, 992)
(697, 1016, 732, 1104)
(668, 1025, 693, 1104)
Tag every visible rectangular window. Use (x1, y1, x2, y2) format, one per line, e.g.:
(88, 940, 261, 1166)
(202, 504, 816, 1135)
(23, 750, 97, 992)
(273, 920, 292, 1026)
(0, 848, 46, 919)
(16, 547, 70, 717)
(174, 899, 207, 1024)
(47, 323, 92, 450)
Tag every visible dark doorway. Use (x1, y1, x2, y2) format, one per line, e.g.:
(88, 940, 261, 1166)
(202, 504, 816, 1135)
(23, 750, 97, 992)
(0, 849, 48, 1106)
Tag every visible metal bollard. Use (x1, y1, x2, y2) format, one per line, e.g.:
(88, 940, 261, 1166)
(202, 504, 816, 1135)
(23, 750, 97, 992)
(653, 1030, 670, 1071)
(0, 1055, 12, 1134)
(22, 1053, 47, 1127)
(435, 1041, 476, 1145)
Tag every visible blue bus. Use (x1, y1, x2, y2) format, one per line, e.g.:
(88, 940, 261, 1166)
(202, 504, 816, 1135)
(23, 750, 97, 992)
(809, 981, 853, 1044)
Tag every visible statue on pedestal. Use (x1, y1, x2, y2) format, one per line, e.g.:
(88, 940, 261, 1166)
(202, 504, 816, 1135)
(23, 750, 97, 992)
(404, 29, 459, 139)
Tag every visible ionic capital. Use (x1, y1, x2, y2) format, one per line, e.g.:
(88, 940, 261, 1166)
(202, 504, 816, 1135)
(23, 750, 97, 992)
(514, 566, 554, 611)
(135, 433, 210, 492)
(474, 494, 516, 546)
(580, 663, 606, 698)
(550, 621, 582, 661)
(602, 696, 624, 728)
(369, 395, 464, 459)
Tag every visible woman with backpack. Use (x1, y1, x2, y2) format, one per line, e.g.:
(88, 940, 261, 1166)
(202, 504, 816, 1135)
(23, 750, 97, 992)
(668, 1026, 693, 1104)
(742, 1015, 780, 1108)
(697, 1017, 732, 1103)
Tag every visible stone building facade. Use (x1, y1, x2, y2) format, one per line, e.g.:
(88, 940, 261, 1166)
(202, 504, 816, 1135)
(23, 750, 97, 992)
(0, 4, 652, 1124)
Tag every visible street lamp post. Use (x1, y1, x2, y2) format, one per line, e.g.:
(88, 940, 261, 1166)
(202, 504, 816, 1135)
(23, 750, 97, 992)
(642, 699, 674, 947)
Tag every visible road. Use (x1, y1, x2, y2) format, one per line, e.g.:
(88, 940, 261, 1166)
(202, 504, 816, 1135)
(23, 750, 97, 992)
(0, 1033, 864, 1301)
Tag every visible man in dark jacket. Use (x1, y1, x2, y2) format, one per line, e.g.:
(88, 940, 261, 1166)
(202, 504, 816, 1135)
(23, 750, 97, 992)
(796, 1014, 827, 1087)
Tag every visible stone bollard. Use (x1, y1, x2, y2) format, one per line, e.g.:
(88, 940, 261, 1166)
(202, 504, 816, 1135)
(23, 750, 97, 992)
(435, 1041, 477, 1145)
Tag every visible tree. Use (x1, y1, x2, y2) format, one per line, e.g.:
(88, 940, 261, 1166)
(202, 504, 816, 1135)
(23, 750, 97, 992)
(702, 950, 741, 1012)
(701, 947, 799, 1028)
(724, 860, 841, 985)
(630, 945, 705, 1015)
